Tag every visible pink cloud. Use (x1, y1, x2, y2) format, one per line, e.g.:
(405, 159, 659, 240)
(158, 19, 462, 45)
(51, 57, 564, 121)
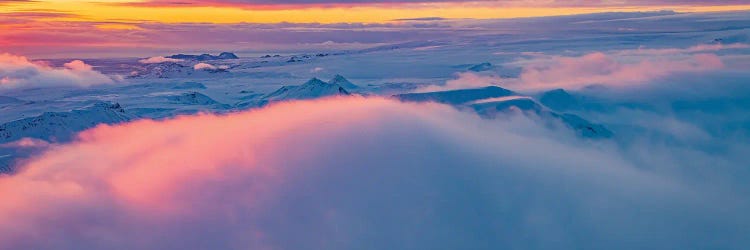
(138, 56, 184, 64)
(63, 60, 94, 71)
(0, 53, 113, 89)
(515, 52, 725, 90)
(0, 97, 746, 249)
(193, 62, 218, 70)
(416, 72, 503, 92)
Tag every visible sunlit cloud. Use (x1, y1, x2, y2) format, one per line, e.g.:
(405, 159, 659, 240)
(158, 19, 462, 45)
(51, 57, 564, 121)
(500, 43, 749, 90)
(0, 53, 114, 89)
(1, 97, 748, 249)
(139, 56, 183, 64)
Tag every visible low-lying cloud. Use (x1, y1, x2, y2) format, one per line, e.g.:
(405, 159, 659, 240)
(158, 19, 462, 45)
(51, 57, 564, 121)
(193, 62, 228, 71)
(415, 72, 502, 92)
(1, 97, 747, 249)
(138, 56, 184, 64)
(514, 52, 724, 90)
(0, 53, 113, 90)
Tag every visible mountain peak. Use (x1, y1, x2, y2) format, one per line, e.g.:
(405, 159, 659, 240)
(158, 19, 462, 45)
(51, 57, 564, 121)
(218, 52, 239, 59)
(539, 88, 578, 111)
(166, 52, 239, 61)
(328, 74, 358, 89)
(304, 77, 328, 86)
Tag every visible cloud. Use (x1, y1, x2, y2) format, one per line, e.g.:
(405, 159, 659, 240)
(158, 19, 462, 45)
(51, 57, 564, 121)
(511, 52, 725, 90)
(193, 62, 218, 70)
(138, 56, 184, 64)
(0, 54, 113, 90)
(192, 63, 229, 71)
(0, 97, 748, 249)
(614, 43, 750, 56)
(415, 72, 503, 92)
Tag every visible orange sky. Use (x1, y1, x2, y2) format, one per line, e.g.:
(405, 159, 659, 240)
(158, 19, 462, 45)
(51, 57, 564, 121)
(2, 0, 749, 58)
(1, 0, 750, 24)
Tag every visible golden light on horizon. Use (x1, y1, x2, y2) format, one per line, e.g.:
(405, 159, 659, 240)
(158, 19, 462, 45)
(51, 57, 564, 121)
(1, 0, 749, 24)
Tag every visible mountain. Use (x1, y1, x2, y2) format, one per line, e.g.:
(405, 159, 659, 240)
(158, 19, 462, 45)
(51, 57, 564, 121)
(236, 78, 351, 108)
(0, 102, 134, 173)
(328, 75, 359, 89)
(128, 62, 190, 78)
(394, 86, 515, 105)
(167, 52, 239, 61)
(0, 102, 135, 144)
(263, 78, 351, 102)
(470, 97, 542, 115)
(539, 89, 579, 111)
(558, 113, 613, 138)
(394, 87, 611, 138)
(470, 97, 612, 138)
(167, 92, 224, 106)
(128, 62, 228, 79)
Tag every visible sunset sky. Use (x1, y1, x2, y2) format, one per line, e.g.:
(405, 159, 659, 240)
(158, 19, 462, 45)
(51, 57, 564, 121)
(2, 0, 749, 57)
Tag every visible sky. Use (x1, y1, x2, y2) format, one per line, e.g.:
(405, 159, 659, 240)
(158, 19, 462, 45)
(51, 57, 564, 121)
(1, 0, 750, 57)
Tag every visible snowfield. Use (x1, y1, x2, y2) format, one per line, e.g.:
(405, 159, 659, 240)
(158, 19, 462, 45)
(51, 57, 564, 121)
(1, 10, 750, 249)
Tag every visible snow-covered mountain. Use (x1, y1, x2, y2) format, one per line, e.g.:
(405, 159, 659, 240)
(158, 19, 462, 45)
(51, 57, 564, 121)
(328, 74, 359, 89)
(128, 62, 229, 78)
(167, 52, 239, 61)
(264, 77, 351, 102)
(394, 87, 611, 138)
(394, 86, 515, 105)
(238, 77, 351, 108)
(129, 62, 191, 78)
(470, 97, 613, 138)
(0, 102, 135, 143)
(539, 89, 580, 111)
(167, 92, 225, 106)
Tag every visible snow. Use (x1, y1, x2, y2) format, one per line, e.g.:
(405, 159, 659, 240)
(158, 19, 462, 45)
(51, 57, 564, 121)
(0, 10, 747, 177)
(264, 78, 350, 102)
(328, 74, 359, 89)
(394, 86, 515, 105)
(0, 102, 134, 144)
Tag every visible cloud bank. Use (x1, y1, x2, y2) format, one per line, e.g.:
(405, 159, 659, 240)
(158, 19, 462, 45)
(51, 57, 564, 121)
(138, 56, 184, 64)
(0, 54, 113, 90)
(415, 72, 502, 92)
(514, 52, 725, 90)
(1, 97, 748, 249)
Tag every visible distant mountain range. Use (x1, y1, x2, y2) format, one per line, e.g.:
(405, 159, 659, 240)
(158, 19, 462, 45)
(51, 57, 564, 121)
(167, 52, 239, 61)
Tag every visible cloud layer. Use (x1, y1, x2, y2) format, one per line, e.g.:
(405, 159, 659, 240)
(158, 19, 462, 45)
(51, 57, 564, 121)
(513, 52, 725, 90)
(1, 97, 748, 249)
(138, 56, 184, 64)
(0, 53, 113, 90)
